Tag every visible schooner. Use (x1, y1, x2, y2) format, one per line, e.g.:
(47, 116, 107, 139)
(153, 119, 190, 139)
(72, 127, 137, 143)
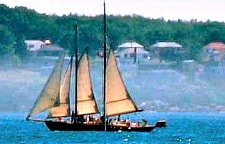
(26, 1, 166, 132)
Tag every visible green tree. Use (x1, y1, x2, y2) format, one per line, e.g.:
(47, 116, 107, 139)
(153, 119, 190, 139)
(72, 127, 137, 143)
(0, 25, 19, 65)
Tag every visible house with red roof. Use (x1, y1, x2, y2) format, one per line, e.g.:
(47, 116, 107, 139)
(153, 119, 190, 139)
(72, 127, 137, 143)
(202, 42, 225, 64)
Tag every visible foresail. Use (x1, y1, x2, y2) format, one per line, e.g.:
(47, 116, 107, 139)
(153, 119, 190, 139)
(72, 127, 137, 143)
(26, 54, 65, 120)
(48, 57, 72, 118)
(106, 50, 138, 116)
(77, 51, 98, 115)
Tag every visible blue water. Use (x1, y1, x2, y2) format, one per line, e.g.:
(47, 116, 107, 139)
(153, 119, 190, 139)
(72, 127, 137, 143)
(1, 112, 225, 143)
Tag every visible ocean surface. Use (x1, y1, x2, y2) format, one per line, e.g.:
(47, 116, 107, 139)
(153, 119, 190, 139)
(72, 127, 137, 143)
(1, 112, 225, 143)
(1, 58, 225, 143)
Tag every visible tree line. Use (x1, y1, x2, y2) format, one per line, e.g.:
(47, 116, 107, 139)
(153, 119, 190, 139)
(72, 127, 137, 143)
(0, 4, 225, 65)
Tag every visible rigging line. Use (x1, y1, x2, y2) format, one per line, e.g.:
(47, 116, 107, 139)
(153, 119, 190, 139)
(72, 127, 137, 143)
(103, 0, 107, 131)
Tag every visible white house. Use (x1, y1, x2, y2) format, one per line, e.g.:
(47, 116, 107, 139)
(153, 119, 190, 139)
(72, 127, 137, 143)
(25, 39, 64, 57)
(118, 42, 144, 50)
(25, 40, 45, 51)
(116, 41, 149, 59)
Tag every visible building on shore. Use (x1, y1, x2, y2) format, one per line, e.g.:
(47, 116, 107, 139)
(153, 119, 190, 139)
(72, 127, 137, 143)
(149, 42, 183, 62)
(25, 39, 64, 66)
(25, 39, 63, 57)
(116, 41, 149, 60)
(202, 42, 225, 66)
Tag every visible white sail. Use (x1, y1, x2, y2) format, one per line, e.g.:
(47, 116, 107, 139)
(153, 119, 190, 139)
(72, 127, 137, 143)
(48, 57, 72, 118)
(105, 50, 138, 116)
(76, 51, 99, 115)
(26, 54, 65, 119)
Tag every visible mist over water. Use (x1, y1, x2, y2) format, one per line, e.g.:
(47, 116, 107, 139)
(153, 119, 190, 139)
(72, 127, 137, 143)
(0, 66, 49, 112)
(1, 58, 225, 113)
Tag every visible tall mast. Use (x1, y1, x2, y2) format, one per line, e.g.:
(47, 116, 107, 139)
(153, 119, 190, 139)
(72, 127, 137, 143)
(74, 22, 78, 116)
(103, 0, 107, 131)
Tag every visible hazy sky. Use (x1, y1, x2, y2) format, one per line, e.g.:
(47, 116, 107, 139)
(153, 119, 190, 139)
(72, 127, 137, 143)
(0, 0, 224, 22)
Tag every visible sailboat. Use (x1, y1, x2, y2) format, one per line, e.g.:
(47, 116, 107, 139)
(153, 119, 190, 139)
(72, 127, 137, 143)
(26, 1, 166, 132)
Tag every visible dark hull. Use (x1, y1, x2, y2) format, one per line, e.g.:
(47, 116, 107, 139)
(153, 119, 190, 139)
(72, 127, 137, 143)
(45, 121, 156, 132)
(45, 121, 104, 131)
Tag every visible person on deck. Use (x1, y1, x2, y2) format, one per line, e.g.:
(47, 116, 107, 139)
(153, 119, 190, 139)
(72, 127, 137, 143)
(71, 111, 75, 123)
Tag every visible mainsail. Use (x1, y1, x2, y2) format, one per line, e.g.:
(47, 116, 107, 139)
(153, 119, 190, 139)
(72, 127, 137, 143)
(76, 51, 99, 115)
(48, 57, 73, 118)
(105, 50, 139, 116)
(26, 54, 65, 120)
